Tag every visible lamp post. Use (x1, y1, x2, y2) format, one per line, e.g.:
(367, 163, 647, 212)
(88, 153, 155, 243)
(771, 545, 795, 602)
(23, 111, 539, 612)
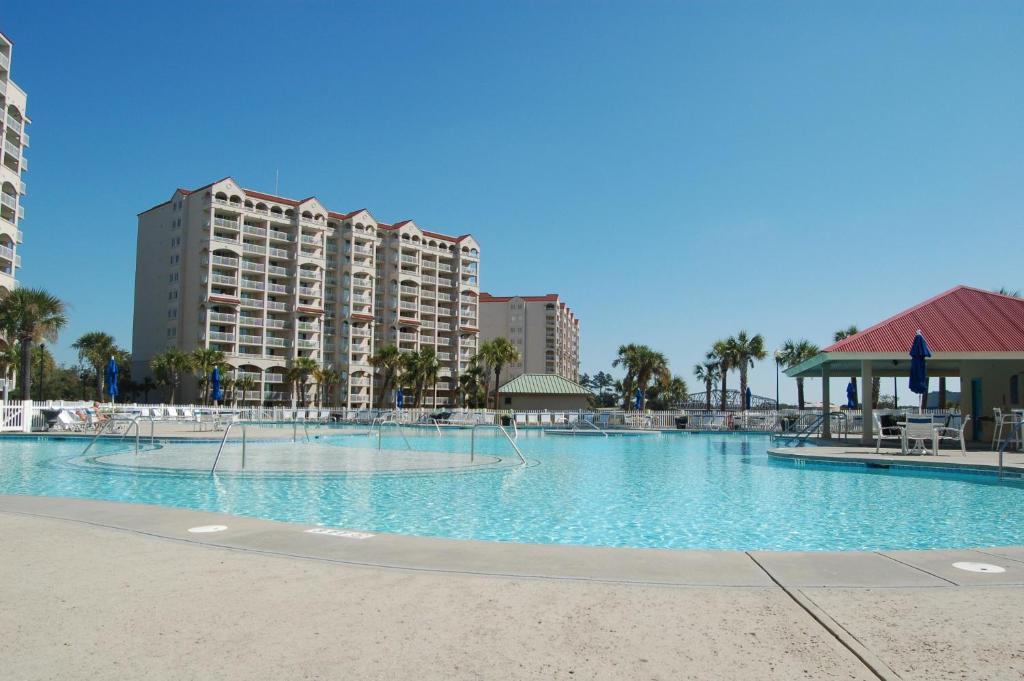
(36, 343, 44, 402)
(773, 351, 781, 408)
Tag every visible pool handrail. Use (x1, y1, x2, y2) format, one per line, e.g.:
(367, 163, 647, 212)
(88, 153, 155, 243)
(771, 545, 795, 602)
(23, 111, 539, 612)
(83, 414, 155, 456)
(375, 412, 414, 451)
(470, 423, 527, 465)
(211, 421, 247, 474)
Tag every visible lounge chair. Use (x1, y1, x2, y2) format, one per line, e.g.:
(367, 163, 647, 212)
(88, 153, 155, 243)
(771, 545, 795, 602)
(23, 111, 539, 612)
(902, 415, 938, 455)
(597, 412, 611, 430)
(874, 413, 904, 453)
(55, 410, 85, 432)
(935, 415, 971, 456)
(539, 413, 552, 426)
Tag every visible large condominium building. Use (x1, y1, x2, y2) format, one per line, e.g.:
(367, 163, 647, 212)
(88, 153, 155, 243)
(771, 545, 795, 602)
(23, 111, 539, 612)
(479, 293, 580, 382)
(133, 177, 481, 408)
(0, 32, 28, 293)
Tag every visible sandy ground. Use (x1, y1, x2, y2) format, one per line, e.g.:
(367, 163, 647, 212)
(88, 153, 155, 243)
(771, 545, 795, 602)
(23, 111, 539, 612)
(0, 514, 873, 681)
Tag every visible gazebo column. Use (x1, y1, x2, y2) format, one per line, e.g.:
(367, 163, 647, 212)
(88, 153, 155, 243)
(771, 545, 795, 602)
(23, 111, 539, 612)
(821, 366, 831, 439)
(861, 360, 874, 445)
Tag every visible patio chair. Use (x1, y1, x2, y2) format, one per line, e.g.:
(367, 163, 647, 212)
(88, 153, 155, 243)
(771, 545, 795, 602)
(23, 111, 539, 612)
(514, 413, 527, 426)
(993, 408, 1022, 451)
(874, 413, 904, 454)
(55, 410, 85, 432)
(902, 415, 938, 455)
(539, 413, 552, 426)
(935, 416, 971, 456)
(597, 412, 611, 430)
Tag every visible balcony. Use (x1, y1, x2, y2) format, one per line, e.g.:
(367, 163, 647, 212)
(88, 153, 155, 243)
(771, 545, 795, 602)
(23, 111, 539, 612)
(351, 327, 372, 337)
(267, 283, 288, 294)
(267, 264, 289, 276)
(298, 286, 320, 296)
(298, 269, 319, 281)
(238, 315, 263, 327)
(240, 296, 263, 308)
(238, 334, 263, 345)
(0, 192, 16, 210)
(438, 263, 453, 272)
(297, 339, 318, 349)
(400, 254, 418, 265)
(400, 285, 419, 296)
(268, 229, 293, 242)
(243, 243, 266, 255)
(267, 301, 288, 312)
(214, 216, 239, 230)
(399, 332, 418, 342)
(211, 255, 238, 268)
(437, 352, 451, 361)
(242, 224, 267, 238)
(209, 312, 237, 324)
(300, 234, 320, 245)
(208, 331, 235, 342)
(240, 260, 265, 273)
(240, 279, 264, 291)
(210, 274, 238, 286)
(297, 321, 317, 332)
(399, 301, 418, 311)
(265, 318, 287, 329)
(265, 373, 285, 383)
(352, 293, 372, 305)
(265, 337, 288, 348)
(353, 244, 374, 256)
(210, 234, 240, 246)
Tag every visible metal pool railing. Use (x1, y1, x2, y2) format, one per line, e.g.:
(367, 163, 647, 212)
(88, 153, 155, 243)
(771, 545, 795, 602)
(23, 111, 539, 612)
(470, 424, 526, 465)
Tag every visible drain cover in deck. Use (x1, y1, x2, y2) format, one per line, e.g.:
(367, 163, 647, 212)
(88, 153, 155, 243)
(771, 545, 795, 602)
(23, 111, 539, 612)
(952, 561, 1006, 573)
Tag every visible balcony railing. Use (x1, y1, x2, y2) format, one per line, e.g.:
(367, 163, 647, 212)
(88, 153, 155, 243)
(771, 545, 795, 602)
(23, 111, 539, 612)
(399, 332, 418, 342)
(210, 274, 238, 286)
(0, 192, 16, 210)
(238, 334, 263, 345)
(352, 294, 372, 305)
(214, 217, 239, 230)
(297, 339, 318, 349)
(296, 321, 317, 331)
(267, 283, 288, 294)
(209, 312, 237, 323)
(298, 286, 320, 296)
(265, 337, 288, 348)
(211, 255, 238, 267)
(351, 327, 372, 337)
(265, 318, 286, 329)
(243, 243, 266, 255)
(268, 247, 291, 259)
(239, 316, 263, 326)
(240, 279, 264, 290)
(243, 224, 267, 237)
(241, 260, 265, 273)
(267, 265, 290, 277)
(268, 229, 293, 242)
(208, 331, 235, 342)
(267, 301, 288, 311)
(240, 297, 263, 307)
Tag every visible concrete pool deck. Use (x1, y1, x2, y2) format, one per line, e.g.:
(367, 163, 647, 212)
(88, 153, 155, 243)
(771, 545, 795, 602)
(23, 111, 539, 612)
(2, 495, 1024, 680)
(769, 443, 1024, 476)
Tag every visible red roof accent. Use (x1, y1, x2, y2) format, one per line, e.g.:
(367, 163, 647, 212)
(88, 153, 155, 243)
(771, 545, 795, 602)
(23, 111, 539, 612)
(350, 313, 374, 321)
(243, 189, 301, 207)
(480, 293, 560, 303)
(297, 306, 324, 315)
(825, 285, 1024, 354)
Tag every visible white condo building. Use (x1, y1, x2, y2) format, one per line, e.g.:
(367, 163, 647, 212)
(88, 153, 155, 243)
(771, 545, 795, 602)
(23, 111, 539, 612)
(479, 293, 580, 382)
(0, 32, 28, 292)
(132, 177, 481, 408)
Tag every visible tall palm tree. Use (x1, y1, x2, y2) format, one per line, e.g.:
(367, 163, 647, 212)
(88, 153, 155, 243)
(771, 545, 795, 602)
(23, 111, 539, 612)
(474, 338, 519, 408)
(191, 348, 226, 404)
(777, 339, 820, 410)
(150, 348, 193, 404)
(409, 347, 439, 408)
(315, 366, 339, 407)
(235, 375, 256, 406)
(458, 365, 487, 408)
(727, 331, 765, 410)
(711, 339, 734, 411)
(693, 353, 720, 411)
(287, 356, 318, 407)
(0, 288, 68, 400)
(72, 331, 127, 401)
(648, 375, 689, 410)
(997, 287, 1022, 298)
(612, 343, 643, 409)
(370, 344, 404, 408)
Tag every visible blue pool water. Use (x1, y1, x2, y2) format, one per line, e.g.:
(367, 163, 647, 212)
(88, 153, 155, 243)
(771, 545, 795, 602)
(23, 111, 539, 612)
(1, 429, 1023, 551)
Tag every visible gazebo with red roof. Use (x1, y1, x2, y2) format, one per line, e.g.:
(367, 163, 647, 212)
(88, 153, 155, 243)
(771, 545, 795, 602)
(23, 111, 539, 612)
(785, 285, 1024, 444)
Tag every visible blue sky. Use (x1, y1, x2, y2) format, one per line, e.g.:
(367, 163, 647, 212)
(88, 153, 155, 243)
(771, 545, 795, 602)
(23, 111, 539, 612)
(5, 1, 1022, 403)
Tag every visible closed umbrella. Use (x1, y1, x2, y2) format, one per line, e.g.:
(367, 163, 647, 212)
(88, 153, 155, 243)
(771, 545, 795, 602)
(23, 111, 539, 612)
(105, 357, 118, 404)
(211, 367, 223, 405)
(846, 380, 858, 409)
(745, 386, 753, 410)
(634, 388, 643, 411)
(396, 387, 404, 409)
(909, 330, 931, 412)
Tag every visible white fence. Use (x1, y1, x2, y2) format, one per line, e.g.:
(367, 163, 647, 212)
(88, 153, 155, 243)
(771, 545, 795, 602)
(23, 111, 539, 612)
(3, 400, 964, 435)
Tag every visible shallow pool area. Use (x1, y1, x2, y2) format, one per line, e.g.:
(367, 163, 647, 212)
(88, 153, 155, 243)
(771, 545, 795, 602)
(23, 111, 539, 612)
(2, 428, 1024, 551)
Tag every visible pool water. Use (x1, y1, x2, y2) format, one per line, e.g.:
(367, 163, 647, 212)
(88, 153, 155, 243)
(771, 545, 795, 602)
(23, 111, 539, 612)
(2, 429, 1023, 551)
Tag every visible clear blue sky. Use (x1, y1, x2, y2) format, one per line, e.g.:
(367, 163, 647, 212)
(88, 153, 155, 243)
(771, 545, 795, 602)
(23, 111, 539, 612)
(5, 1, 1022, 404)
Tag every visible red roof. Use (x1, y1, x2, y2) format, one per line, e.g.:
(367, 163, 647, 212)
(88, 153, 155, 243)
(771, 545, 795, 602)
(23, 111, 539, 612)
(480, 293, 560, 303)
(826, 285, 1024, 354)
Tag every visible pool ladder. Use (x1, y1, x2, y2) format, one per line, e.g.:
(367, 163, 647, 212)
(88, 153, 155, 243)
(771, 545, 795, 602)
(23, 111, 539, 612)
(82, 415, 156, 456)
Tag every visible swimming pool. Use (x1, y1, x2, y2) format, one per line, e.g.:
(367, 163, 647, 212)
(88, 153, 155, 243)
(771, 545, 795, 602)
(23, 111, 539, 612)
(2, 428, 1023, 551)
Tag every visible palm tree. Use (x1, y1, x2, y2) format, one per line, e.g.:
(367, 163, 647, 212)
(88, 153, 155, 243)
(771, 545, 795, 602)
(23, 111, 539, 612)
(315, 366, 339, 407)
(777, 339, 820, 410)
(727, 331, 765, 410)
(191, 348, 226, 404)
(612, 343, 642, 409)
(0, 288, 68, 400)
(648, 375, 689, 410)
(370, 344, 404, 408)
(150, 348, 193, 404)
(72, 331, 127, 401)
(140, 377, 157, 403)
(408, 347, 439, 408)
(458, 365, 487, 408)
(286, 357, 319, 407)
(474, 338, 520, 408)
(235, 375, 256, 406)
(997, 287, 1022, 298)
(693, 353, 720, 411)
(711, 339, 734, 411)
(0, 340, 18, 388)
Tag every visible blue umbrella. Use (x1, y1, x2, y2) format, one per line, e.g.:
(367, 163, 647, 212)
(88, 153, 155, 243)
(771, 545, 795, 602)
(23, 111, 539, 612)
(396, 387, 404, 409)
(909, 330, 931, 409)
(745, 386, 753, 410)
(634, 388, 643, 410)
(211, 366, 223, 404)
(846, 380, 857, 408)
(105, 357, 118, 403)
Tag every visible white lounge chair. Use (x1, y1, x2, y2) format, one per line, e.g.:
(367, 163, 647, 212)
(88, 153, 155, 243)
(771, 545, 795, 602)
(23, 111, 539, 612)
(874, 413, 904, 453)
(539, 413, 552, 426)
(935, 415, 971, 456)
(902, 415, 938, 455)
(55, 410, 85, 432)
